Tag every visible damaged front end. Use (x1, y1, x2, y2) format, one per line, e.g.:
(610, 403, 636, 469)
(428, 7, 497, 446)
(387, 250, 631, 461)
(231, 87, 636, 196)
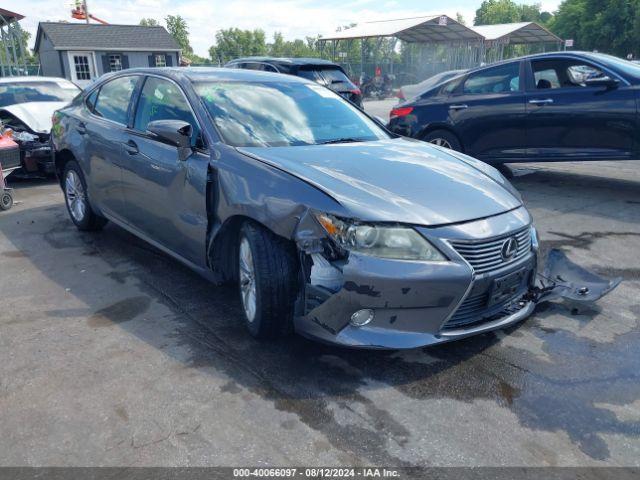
(0, 110, 54, 178)
(292, 210, 621, 349)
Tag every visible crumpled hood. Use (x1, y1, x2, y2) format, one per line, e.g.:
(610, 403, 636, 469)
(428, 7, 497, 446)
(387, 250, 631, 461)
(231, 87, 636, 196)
(0, 102, 68, 133)
(239, 138, 522, 226)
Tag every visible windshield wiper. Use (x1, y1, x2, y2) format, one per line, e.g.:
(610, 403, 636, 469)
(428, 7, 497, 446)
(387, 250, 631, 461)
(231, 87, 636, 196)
(319, 138, 367, 145)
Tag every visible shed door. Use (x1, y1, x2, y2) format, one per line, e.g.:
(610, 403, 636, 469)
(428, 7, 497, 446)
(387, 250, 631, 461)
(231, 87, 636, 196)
(68, 51, 97, 87)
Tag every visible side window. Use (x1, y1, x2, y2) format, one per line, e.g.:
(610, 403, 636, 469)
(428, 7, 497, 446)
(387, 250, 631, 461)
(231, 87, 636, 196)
(93, 76, 137, 124)
(134, 76, 202, 148)
(463, 63, 520, 95)
(85, 88, 99, 112)
(263, 64, 278, 73)
(440, 77, 463, 95)
(532, 59, 607, 89)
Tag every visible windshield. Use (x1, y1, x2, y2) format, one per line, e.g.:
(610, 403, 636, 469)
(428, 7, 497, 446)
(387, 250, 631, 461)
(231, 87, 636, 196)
(0, 81, 81, 107)
(195, 81, 388, 147)
(588, 53, 640, 78)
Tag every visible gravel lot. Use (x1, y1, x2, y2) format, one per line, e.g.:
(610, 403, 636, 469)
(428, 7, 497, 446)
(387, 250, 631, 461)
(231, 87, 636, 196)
(1, 133, 639, 465)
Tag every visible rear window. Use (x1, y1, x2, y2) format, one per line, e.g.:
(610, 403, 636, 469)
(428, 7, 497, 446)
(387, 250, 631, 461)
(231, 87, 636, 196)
(298, 67, 352, 87)
(0, 81, 80, 107)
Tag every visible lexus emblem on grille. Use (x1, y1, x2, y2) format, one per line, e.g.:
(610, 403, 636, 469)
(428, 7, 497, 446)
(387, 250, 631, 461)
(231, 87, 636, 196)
(501, 237, 519, 261)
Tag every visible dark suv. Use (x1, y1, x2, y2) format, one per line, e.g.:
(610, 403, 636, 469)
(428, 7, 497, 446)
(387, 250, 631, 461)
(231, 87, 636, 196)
(225, 57, 363, 107)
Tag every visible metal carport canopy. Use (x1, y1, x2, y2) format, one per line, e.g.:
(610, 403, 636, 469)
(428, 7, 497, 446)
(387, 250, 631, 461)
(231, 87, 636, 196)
(471, 22, 562, 44)
(319, 15, 484, 43)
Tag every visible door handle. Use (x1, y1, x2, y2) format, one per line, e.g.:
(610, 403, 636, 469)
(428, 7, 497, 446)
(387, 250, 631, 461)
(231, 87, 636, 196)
(529, 98, 554, 105)
(449, 104, 468, 110)
(76, 122, 87, 135)
(124, 140, 139, 155)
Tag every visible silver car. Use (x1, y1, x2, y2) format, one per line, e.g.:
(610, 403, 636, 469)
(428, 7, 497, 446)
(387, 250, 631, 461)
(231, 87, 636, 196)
(51, 67, 546, 349)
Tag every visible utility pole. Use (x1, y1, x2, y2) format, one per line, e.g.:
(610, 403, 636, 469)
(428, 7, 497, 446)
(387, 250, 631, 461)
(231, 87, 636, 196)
(83, 0, 90, 24)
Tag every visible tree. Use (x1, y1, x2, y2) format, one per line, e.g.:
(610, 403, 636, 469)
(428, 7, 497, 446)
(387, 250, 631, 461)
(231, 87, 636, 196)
(474, 0, 521, 25)
(474, 0, 553, 26)
(165, 15, 193, 57)
(456, 12, 467, 25)
(549, 0, 640, 57)
(209, 28, 267, 64)
(139, 18, 159, 27)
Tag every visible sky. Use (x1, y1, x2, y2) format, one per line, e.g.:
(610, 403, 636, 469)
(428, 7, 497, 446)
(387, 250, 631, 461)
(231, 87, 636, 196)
(21, 0, 562, 57)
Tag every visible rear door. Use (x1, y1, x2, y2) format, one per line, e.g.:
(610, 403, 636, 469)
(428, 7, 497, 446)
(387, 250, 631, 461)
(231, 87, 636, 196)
(121, 75, 209, 265)
(83, 75, 140, 220)
(446, 61, 527, 161)
(524, 56, 637, 160)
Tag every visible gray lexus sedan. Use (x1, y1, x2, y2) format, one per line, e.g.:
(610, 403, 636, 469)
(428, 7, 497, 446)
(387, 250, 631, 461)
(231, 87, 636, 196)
(51, 68, 539, 349)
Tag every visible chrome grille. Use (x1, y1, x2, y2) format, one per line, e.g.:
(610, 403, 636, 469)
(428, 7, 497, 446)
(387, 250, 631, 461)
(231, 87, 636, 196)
(449, 228, 532, 275)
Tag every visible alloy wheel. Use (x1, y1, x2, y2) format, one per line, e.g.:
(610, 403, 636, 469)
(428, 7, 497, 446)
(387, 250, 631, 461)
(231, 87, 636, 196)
(239, 237, 257, 323)
(430, 138, 452, 149)
(65, 170, 86, 223)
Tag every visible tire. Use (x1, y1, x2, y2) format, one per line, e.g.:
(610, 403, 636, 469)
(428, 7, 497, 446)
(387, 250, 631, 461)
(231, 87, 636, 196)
(423, 130, 462, 152)
(237, 222, 299, 339)
(0, 192, 13, 211)
(62, 160, 108, 231)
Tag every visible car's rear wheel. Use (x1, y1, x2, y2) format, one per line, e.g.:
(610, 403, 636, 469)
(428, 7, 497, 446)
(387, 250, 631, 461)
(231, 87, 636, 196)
(63, 160, 108, 231)
(423, 130, 462, 151)
(238, 222, 299, 339)
(0, 191, 13, 211)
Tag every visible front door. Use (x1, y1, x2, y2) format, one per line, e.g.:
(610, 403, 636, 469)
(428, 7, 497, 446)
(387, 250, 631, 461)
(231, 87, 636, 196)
(121, 75, 209, 266)
(525, 57, 637, 160)
(446, 61, 527, 162)
(68, 51, 97, 88)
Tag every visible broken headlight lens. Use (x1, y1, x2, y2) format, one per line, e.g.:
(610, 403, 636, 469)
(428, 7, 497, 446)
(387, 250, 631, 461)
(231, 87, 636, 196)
(315, 213, 445, 261)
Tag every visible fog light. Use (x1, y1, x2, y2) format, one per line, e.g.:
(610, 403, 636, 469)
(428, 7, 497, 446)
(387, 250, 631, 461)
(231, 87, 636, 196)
(350, 309, 375, 327)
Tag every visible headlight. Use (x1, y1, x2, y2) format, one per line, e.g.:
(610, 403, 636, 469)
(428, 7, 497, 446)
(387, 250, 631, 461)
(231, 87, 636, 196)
(531, 225, 539, 251)
(315, 213, 445, 261)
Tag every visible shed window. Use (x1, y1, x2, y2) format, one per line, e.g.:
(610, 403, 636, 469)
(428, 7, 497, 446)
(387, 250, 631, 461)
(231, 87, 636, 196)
(155, 54, 166, 67)
(73, 55, 92, 80)
(109, 54, 122, 72)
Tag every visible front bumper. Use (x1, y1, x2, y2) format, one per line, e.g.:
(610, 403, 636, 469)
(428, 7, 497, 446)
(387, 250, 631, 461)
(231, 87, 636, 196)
(16, 139, 54, 175)
(295, 207, 538, 349)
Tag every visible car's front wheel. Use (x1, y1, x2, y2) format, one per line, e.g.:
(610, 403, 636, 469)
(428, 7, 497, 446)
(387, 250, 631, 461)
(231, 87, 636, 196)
(63, 160, 108, 231)
(238, 222, 299, 339)
(423, 130, 462, 151)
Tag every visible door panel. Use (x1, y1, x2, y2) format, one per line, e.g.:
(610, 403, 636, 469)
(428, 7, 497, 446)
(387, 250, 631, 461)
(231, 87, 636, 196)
(82, 76, 139, 219)
(121, 75, 209, 265)
(525, 58, 637, 160)
(447, 61, 527, 161)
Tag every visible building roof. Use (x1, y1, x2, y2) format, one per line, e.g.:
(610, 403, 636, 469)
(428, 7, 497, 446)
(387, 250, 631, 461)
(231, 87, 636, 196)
(319, 16, 562, 46)
(319, 15, 483, 43)
(0, 8, 24, 25)
(470, 22, 562, 44)
(34, 22, 181, 52)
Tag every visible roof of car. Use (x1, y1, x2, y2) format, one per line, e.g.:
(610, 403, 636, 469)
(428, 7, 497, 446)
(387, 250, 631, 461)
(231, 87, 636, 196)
(0, 76, 78, 86)
(99, 67, 310, 84)
(462, 51, 618, 75)
(227, 57, 339, 66)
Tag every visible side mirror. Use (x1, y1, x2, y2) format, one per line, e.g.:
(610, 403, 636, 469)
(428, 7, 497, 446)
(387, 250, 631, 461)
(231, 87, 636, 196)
(147, 119, 193, 160)
(584, 76, 619, 89)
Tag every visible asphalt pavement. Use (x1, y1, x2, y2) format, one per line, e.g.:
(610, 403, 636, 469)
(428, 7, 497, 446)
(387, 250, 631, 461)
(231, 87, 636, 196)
(0, 139, 639, 466)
